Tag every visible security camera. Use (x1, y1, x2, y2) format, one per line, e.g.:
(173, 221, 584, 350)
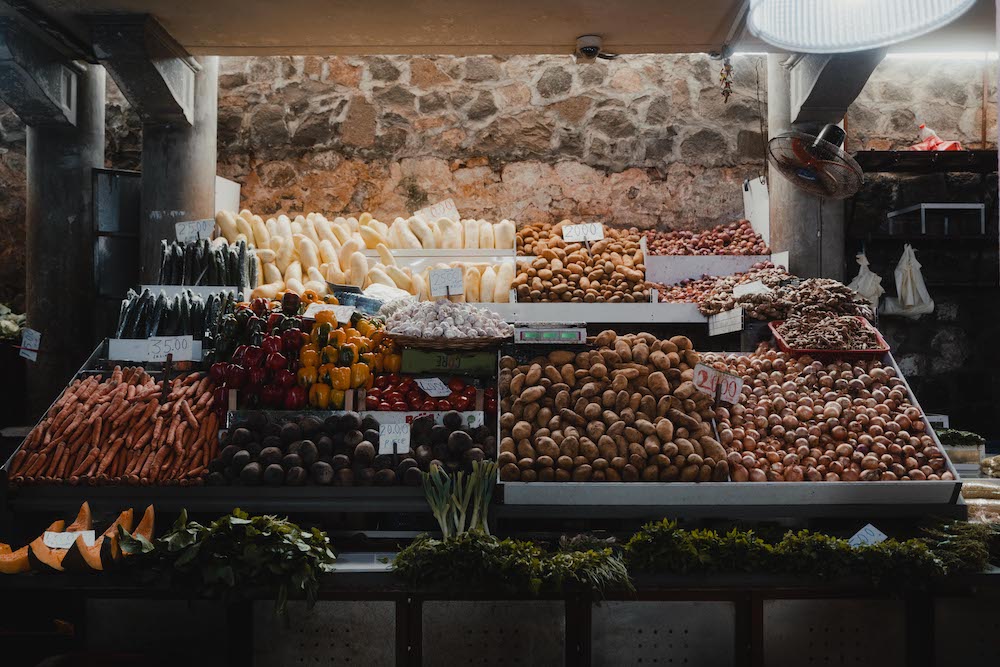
(576, 35, 607, 61)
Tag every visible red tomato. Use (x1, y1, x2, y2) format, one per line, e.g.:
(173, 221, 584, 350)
(374, 375, 389, 389)
(406, 390, 423, 406)
(454, 395, 472, 411)
(484, 386, 497, 398)
(386, 391, 403, 403)
(422, 399, 438, 411)
(365, 395, 380, 410)
(436, 399, 452, 411)
(448, 377, 466, 392)
(392, 400, 408, 411)
(486, 397, 498, 413)
(379, 401, 392, 411)
(367, 387, 382, 399)
(462, 385, 478, 399)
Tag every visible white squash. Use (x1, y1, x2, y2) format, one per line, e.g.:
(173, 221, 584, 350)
(235, 214, 255, 244)
(359, 225, 388, 249)
(393, 218, 421, 249)
(252, 253, 263, 288)
(345, 217, 360, 233)
(285, 278, 306, 295)
(251, 282, 284, 300)
(216, 210, 240, 243)
(325, 265, 346, 285)
(368, 219, 389, 238)
(298, 237, 321, 271)
(375, 243, 396, 267)
(385, 265, 411, 291)
(479, 221, 495, 249)
(251, 216, 271, 249)
(367, 267, 395, 287)
(348, 252, 368, 287)
(411, 272, 427, 299)
(302, 217, 321, 245)
(463, 219, 480, 249)
(255, 248, 276, 263)
(263, 262, 283, 284)
(464, 268, 480, 302)
(437, 218, 463, 249)
(338, 238, 362, 270)
(408, 217, 436, 249)
(274, 237, 294, 273)
(307, 266, 326, 285)
(359, 212, 373, 226)
(303, 280, 328, 296)
(277, 215, 293, 243)
(318, 240, 339, 267)
(494, 262, 514, 303)
(330, 220, 352, 245)
(494, 220, 516, 249)
(284, 261, 303, 284)
(479, 266, 497, 303)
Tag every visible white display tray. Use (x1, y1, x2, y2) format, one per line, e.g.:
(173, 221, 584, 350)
(641, 237, 788, 286)
(481, 302, 706, 324)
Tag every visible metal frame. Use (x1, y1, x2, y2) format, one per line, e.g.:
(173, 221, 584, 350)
(886, 202, 986, 236)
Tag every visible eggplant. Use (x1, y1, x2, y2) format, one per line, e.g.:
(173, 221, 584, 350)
(157, 240, 170, 283)
(116, 290, 139, 338)
(127, 289, 151, 338)
(179, 291, 191, 334)
(248, 250, 258, 290)
(149, 291, 168, 337)
(236, 240, 248, 292)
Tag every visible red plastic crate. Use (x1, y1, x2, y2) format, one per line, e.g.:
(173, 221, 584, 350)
(768, 317, 890, 361)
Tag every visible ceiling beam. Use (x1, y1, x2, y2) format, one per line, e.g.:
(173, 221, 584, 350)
(0, 17, 79, 126)
(90, 14, 200, 125)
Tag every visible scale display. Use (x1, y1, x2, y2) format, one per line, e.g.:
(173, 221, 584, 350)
(514, 327, 587, 344)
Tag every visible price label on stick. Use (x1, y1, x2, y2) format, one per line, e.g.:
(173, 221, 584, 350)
(414, 377, 452, 398)
(693, 363, 743, 405)
(561, 222, 605, 243)
(413, 198, 460, 224)
(303, 303, 356, 323)
(732, 280, 772, 297)
(19, 327, 40, 362)
(45, 530, 95, 549)
(378, 422, 411, 455)
(848, 523, 888, 548)
(174, 219, 215, 243)
(146, 335, 193, 362)
(429, 268, 464, 297)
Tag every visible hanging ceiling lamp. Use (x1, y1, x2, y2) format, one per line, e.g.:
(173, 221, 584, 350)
(747, 0, 977, 53)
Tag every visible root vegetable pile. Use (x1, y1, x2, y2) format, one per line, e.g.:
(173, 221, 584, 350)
(644, 220, 770, 256)
(695, 262, 789, 316)
(9, 368, 218, 486)
(736, 278, 874, 321)
(774, 314, 882, 351)
(704, 348, 952, 482)
(648, 275, 723, 303)
(499, 332, 729, 483)
(209, 411, 496, 487)
(514, 222, 648, 303)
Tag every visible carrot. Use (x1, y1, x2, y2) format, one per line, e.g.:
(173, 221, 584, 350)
(25, 452, 48, 477)
(44, 442, 65, 477)
(173, 422, 187, 457)
(70, 448, 100, 476)
(141, 445, 166, 479)
(180, 400, 199, 430)
(126, 384, 137, 400)
(97, 437, 124, 476)
(8, 449, 27, 475)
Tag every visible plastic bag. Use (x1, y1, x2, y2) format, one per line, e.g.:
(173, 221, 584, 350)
(847, 252, 884, 310)
(908, 123, 963, 151)
(882, 244, 934, 319)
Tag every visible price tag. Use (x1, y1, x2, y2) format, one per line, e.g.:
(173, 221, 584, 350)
(414, 377, 452, 398)
(848, 523, 888, 548)
(174, 218, 215, 243)
(146, 335, 194, 362)
(429, 268, 464, 297)
(561, 222, 605, 243)
(708, 307, 744, 336)
(20, 327, 40, 362)
(413, 198, 461, 224)
(303, 303, 356, 323)
(733, 280, 772, 297)
(378, 422, 411, 455)
(693, 363, 744, 405)
(44, 530, 95, 549)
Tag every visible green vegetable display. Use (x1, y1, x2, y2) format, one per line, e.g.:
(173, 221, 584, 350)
(0, 303, 24, 342)
(422, 460, 497, 539)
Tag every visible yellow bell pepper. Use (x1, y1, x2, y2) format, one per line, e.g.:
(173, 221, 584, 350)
(315, 310, 338, 328)
(310, 322, 334, 347)
(297, 366, 317, 388)
(350, 363, 371, 389)
(330, 366, 352, 391)
(309, 382, 331, 409)
(317, 363, 335, 385)
(361, 351, 383, 373)
(384, 352, 402, 374)
(355, 318, 376, 337)
(321, 345, 341, 365)
(329, 328, 347, 348)
(300, 347, 320, 368)
(330, 389, 346, 410)
(339, 342, 359, 366)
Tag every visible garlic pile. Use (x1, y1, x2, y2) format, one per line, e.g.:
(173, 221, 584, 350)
(381, 300, 514, 339)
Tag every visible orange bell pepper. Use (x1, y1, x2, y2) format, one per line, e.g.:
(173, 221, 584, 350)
(297, 366, 317, 388)
(309, 382, 331, 409)
(321, 345, 341, 365)
(315, 310, 338, 328)
(300, 347, 320, 368)
(330, 366, 352, 392)
(350, 363, 371, 389)
(330, 389, 346, 410)
(384, 352, 402, 374)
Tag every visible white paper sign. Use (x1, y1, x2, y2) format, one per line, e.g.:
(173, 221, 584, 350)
(429, 268, 464, 297)
(44, 530, 95, 549)
(733, 281, 772, 298)
(693, 363, 744, 404)
(414, 377, 452, 398)
(146, 335, 194, 362)
(413, 198, 461, 224)
(378, 422, 411, 455)
(174, 219, 215, 243)
(708, 307, 744, 336)
(848, 523, 888, 548)
(562, 222, 605, 243)
(20, 327, 40, 362)
(303, 303, 356, 323)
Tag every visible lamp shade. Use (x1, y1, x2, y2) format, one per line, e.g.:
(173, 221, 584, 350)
(747, 0, 977, 53)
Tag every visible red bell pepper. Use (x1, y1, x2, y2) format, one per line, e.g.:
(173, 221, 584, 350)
(284, 385, 307, 410)
(274, 368, 296, 389)
(266, 312, 286, 333)
(243, 345, 265, 368)
(231, 344, 248, 367)
(265, 352, 288, 371)
(225, 364, 247, 389)
(248, 366, 269, 387)
(209, 362, 228, 383)
(448, 377, 465, 392)
(261, 334, 284, 355)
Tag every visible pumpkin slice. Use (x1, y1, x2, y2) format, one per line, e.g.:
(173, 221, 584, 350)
(133, 505, 155, 541)
(66, 502, 92, 532)
(0, 543, 10, 555)
(63, 509, 134, 573)
(0, 546, 29, 574)
(27, 519, 69, 572)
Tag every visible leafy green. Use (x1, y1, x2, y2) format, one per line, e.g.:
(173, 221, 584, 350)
(421, 461, 498, 538)
(924, 521, 1000, 574)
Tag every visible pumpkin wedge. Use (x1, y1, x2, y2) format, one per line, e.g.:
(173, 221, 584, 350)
(0, 543, 10, 555)
(134, 505, 155, 540)
(0, 545, 29, 574)
(27, 519, 69, 572)
(62, 509, 134, 573)
(65, 502, 92, 532)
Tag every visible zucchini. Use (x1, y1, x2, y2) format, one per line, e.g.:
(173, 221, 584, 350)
(127, 289, 151, 338)
(171, 245, 184, 284)
(179, 291, 191, 334)
(149, 292, 167, 336)
(115, 290, 139, 338)
(226, 246, 238, 286)
(157, 240, 169, 283)
(141, 290, 157, 338)
(191, 295, 204, 340)
(236, 240, 248, 292)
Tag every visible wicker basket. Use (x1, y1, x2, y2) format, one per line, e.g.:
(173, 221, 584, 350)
(387, 333, 510, 351)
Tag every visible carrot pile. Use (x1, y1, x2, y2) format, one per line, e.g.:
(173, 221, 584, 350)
(8, 366, 218, 486)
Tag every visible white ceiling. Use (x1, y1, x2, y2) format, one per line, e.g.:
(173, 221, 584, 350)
(11, 0, 998, 56)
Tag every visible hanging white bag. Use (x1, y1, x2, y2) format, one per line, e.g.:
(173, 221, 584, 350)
(847, 252, 884, 311)
(881, 244, 934, 319)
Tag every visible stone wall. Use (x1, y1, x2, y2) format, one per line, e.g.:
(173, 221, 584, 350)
(215, 54, 769, 230)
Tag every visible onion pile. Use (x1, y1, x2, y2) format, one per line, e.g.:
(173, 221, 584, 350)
(705, 347, 953, 482)
(645, 220, 770, 256)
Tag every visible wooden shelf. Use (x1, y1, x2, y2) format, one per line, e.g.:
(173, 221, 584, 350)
(853, 149, 998, 174)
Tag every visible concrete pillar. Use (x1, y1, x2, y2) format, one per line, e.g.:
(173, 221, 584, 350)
(139, 55, 218, 281)
(767, 54, 845, 281)
(25, 64, 105, 415)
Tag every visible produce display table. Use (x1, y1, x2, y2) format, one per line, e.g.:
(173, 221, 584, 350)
(2, 567, 999, 667)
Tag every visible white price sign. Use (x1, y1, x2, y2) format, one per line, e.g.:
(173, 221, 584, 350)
(429, 268, 464, 297)
(413, 198, 461, 224)
(174, 219, 215, 243)
(146, 335, 194, 362)
(303, 303, 356, 323)
(20, 327, 40, 362)
(848, 523, 888, 548)
(378, 422, 411, 455)
(561, 222, 605, 243)
(693, 363, 744, 404)
(44, 530, 95, 549)
(414, 377, 452, 398)
(732, 280, 772, 298)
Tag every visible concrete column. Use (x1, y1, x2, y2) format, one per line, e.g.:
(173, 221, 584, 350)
(767, 54, 845, 281)
(139, 55, 218, 281)
(25, 64, 105, 415)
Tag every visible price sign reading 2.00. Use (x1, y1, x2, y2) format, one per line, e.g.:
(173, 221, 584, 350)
(561, 222, 605, 243)
(146, 336, 193, 362)
(693, 363, 743, 405)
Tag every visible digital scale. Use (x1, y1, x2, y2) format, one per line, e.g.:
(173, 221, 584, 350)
(514, 323, 588, 344)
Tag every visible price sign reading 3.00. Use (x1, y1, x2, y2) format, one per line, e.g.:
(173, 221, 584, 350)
(693, 363, 743, 405)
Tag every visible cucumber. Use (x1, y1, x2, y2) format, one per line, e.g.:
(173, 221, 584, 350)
(157, 240, 169, 283)
(149, 291, 167, 336)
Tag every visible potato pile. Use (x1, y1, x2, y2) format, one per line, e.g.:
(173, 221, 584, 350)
(498, 332, 729, 483)
(704, 348, 954, 482)
(514, 222, 648, 303)
(644, 220, 770, 256)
